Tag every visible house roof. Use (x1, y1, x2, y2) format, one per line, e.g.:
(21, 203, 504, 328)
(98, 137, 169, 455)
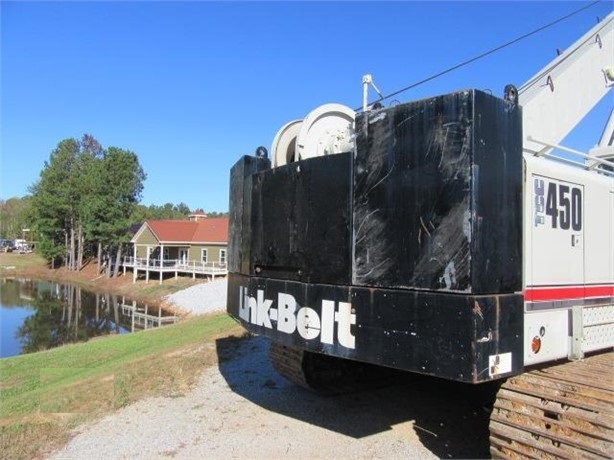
(136, 217, 228, 244)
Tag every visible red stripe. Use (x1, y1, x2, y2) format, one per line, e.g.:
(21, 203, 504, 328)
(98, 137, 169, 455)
(525, 285, 614, 302)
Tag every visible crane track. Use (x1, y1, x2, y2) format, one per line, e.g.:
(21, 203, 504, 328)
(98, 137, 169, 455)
(489, 351, 614, 459)
(269, 342, 402, 395)
(270, 343, 613, 457)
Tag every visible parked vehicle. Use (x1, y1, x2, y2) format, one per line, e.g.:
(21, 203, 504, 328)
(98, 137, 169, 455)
(0, 239, 15, 252)
(9, 239, 31, 253)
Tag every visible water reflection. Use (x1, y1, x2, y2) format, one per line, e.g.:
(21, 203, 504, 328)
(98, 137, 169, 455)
(0, 278, 177, 358)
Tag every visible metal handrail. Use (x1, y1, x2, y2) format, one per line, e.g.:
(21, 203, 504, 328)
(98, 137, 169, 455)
(526, 136, 614, 177)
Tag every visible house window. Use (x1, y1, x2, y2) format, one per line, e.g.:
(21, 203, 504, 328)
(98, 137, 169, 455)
(201, 249, 208, 264)
(219, 249, 227, 265)
(148, 246, 164, 260)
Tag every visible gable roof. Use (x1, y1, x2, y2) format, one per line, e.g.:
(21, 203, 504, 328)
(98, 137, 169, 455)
(134, 217, 228, 244)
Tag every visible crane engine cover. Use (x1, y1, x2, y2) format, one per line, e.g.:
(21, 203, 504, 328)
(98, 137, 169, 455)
(227, 89, 525, 383)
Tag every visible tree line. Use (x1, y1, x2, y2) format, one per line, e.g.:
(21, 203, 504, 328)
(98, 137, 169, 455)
(1, 134, 226, 277)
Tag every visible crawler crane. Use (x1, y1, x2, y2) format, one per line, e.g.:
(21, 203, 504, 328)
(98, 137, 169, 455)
(227, 11, 614, 457)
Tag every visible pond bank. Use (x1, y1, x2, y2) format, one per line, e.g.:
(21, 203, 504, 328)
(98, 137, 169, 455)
(0, 253, 220, 317)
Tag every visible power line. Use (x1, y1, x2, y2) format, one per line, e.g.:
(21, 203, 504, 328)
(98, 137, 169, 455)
(358, 0, 603, 111)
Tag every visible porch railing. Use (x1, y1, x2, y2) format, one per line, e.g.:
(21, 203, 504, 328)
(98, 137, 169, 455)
(122, 257, 227, 274)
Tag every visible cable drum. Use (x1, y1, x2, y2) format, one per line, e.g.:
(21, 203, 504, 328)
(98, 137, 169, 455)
(271, 119, 303, 167)
(295, 103, 356, 161)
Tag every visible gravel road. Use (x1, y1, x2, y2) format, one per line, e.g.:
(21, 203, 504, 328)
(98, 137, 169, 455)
(48, 279, 492, 459)
(163, 279, 229, 316)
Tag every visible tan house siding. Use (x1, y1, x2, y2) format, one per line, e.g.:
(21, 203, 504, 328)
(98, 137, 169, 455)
(138, 226, 159, 245)
(189, 244, 227, 264)
(136, 246, 147, 258)
(189, 245, 205, 262)
(134, 226, 159, 258)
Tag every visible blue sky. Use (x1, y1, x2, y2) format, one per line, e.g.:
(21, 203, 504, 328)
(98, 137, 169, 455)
(2, 1, 612, 213)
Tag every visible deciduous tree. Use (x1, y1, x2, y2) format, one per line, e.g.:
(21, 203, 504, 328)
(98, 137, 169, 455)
(29, 135, 145, 275)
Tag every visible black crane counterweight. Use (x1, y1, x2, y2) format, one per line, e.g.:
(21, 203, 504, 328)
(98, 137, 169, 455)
(228, 89, 524, 384)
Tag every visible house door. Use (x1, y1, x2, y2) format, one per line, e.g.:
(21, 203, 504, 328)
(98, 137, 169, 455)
(179, 248, 188, 265)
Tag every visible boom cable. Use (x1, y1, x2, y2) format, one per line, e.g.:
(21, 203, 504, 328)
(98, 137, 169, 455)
(358, 0, 604, 111)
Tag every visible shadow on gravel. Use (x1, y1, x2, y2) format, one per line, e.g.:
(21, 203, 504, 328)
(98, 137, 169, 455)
(216, 335, 497, 459)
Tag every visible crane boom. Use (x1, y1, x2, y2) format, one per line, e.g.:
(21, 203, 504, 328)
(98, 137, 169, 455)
(520, 12, 614, 156)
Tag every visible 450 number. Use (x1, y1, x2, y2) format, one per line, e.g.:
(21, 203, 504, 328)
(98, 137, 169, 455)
(534, 178, 582, 231)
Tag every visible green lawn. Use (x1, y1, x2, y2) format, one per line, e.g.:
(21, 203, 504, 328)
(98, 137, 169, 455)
(0, 313, 246, 459)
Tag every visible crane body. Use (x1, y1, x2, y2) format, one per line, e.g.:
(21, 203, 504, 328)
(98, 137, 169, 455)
(226, 11, 614, 457)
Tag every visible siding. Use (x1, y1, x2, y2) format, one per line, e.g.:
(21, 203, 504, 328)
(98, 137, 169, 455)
(190, 244, 226, 263)
(135, 226, 159, 245)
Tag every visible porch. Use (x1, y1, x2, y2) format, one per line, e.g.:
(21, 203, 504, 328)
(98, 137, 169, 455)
(122, 256, 228, 283)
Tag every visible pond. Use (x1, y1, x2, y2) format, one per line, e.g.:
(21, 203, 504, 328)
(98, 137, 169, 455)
(0, 278, 177, 358)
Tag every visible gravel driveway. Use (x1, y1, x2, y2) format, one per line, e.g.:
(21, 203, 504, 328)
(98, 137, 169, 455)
(48, 279, 492, 459)
(163, 279, 229, 316)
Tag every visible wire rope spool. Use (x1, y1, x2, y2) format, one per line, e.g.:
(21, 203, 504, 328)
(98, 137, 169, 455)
(295, 103, 356, 161)
(271, 119, 303, 167)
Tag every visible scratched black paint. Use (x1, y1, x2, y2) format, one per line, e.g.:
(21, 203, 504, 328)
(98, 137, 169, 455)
(227, 89, 524, 383)
(246, 153, 353, 284)
(353, 90, 523, 293)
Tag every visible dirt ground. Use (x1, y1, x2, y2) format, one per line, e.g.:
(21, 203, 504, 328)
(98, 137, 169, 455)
(48, 335, 494, 460)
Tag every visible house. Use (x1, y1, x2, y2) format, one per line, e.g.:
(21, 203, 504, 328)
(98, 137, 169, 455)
(123, 216, 229, 283)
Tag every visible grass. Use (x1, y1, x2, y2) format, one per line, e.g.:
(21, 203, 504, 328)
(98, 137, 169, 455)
(0, 313, 247, 459)
(0, 251, 248, 459)
(0, 252, 48, 271)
